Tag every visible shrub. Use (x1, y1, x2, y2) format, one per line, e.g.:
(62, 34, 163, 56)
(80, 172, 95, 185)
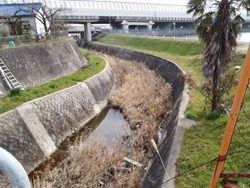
(185, 106, 198, 120)
(9, 87, 22, 97)
(48, 83, 59, 89)
(206, 111, 220, 120)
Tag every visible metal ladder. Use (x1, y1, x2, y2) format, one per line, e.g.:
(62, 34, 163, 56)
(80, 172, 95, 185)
(0, 59, 24, 90)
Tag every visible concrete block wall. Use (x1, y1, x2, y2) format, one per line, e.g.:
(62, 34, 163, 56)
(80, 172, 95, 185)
(0, 60, 115, 187)
(0, 110, 45, 187)
(31, 62, 115, 147)
(0, 39, 87, 96)
(85, 57, 115, 109)
(78, 41, 186, 187)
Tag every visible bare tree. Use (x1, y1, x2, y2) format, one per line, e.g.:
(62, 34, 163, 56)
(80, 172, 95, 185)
(20, 1, 66, 34)
(1, 10, 23, 36)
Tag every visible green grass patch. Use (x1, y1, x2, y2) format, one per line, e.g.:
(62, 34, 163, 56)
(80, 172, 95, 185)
(99, 34, 204, 56)
(0, 49, 105, 114)
(95, 34, 248, 187)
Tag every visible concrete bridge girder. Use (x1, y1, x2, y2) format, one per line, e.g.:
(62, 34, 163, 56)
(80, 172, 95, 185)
(121, 20, 154, 30)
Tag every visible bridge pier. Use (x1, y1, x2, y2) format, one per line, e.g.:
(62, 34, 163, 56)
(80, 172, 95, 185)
(81, 32, 85, 39)
(121, 20, 129, 30)
(148, 21, 154, 31)
(84, 23, 92, 42)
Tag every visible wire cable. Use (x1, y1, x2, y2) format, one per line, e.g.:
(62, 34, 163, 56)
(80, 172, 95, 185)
(152, 157, 218, 188)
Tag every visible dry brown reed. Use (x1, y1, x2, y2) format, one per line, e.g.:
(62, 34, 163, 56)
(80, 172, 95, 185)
(32, 137, 143, 188)
(31, 51, 173, 188)
(100, 54, 172, 156)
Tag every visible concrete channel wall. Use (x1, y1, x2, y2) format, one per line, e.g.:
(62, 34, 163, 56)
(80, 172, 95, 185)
(0, 39, 87, 96)
(78, 41, 187, 188)
(0, 44, 115, 187)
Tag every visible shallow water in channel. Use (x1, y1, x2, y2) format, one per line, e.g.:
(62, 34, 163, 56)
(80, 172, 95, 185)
(29, 107, 131, 178)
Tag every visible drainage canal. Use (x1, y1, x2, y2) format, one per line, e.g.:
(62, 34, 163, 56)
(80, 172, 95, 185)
(29, 107, 131, 178)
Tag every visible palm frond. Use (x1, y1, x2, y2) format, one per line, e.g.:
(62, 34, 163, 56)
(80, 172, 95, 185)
(187, 0, 207, 16)
(233, 14, 246, 23)
(238, 0, 250, 15)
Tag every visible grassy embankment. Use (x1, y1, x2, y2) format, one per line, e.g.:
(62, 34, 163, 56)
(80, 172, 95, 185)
(95, 34, 248, 187)
(0, 49, 105, 114)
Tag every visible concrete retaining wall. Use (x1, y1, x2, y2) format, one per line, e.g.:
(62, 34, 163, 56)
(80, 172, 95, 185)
(0, 39, 87, 96)
(0, 59, 115, 187)
(78, 41, 186, 187)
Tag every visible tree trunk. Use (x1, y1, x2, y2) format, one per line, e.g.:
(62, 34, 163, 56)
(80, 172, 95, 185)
(211, 69, 219, 111)
(211, 88, 218, 111)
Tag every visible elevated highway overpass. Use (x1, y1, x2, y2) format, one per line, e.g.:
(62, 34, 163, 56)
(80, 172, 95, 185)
(2, 0, 250, 41)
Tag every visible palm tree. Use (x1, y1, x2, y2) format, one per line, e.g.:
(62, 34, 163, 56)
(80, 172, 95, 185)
(187, 0, 250, 111)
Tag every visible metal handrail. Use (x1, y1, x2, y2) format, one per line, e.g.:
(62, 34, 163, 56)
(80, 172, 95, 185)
(0, 147, 31, 188)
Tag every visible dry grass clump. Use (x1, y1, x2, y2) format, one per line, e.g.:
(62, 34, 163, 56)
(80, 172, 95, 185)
(100, 54, 173, 156)
(32, 137, 143, 188)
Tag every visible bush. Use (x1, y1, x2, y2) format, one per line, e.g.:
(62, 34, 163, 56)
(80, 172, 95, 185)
(8, 87, 22, 97)
(48, 83, 59, 89)
(206, 111, 220, 120)
(185, 106, 198, 120)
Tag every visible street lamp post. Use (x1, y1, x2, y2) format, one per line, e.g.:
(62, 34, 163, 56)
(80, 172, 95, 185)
(137, 18, 138, 34)
(137, 18, 139, 35)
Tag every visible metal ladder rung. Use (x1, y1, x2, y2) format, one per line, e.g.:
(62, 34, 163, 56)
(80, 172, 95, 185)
(0, 58, 24, 90)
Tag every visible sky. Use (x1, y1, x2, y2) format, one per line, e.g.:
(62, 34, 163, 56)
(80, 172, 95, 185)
(103, 0, 190, 5)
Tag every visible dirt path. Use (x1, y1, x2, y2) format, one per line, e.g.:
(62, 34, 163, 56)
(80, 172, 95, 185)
(237, 44, 249, 52)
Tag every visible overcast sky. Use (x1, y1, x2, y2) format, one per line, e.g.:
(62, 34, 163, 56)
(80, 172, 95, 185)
(103, 0, 190, 5)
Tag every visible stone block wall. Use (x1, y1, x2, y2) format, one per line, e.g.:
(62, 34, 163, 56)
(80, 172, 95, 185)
(0, 110, 45, 188)
(31, 62, 115, 147)
(0, 60, 115, 187)
(85, 59, 115, 109)
(0, 39, 87, 96)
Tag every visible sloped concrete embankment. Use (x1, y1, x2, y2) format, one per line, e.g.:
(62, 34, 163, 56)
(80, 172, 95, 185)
(0, 61, 115, 187)
(79, 41, 187, 187)
(0, 39, 87, 96)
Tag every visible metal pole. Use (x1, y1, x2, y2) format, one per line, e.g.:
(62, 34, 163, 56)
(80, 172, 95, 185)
(209, 44, 250, 187)
(0, 147, 32, 188)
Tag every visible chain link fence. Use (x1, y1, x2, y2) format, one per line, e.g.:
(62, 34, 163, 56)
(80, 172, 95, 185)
(223, 80, 250, 176)
(105, 28, 198, 40)
(0, 30, 68, 49)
